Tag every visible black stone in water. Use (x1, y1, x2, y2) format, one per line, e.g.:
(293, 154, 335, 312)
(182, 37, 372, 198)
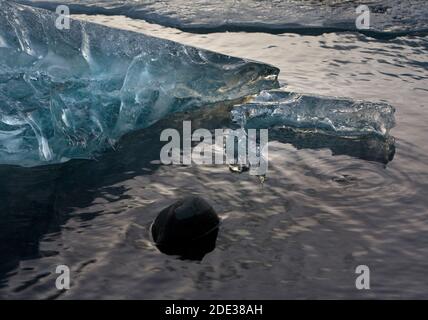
(151, 196, 220, 260)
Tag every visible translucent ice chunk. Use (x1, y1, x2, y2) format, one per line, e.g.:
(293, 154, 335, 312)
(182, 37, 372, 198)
(231, 90, 396, 137)
(0, 2, 279, 166)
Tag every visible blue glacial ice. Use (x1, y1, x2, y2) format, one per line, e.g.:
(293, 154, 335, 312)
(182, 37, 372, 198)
(232, 90, 395, 137)
(0, 2, 397, 168)
(15, 0, 428, 37)
(0, 2, 279, 166)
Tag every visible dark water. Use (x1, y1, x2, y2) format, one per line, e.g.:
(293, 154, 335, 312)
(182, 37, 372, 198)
(1, 3, 428, 299)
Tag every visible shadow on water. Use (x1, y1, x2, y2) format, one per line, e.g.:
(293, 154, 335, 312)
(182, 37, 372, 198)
(269, 128, 395, 165)
(0, 99, 396, 288)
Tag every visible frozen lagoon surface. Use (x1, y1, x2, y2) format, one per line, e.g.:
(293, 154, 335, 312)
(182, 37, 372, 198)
(1, 1, 428, 299)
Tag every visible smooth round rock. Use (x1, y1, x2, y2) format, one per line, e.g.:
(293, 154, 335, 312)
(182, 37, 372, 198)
(151, 196, 220, 260)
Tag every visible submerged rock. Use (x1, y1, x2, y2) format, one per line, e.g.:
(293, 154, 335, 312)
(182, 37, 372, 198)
(151, 196, 220, 260)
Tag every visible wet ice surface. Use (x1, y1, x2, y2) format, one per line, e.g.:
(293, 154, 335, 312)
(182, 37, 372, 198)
(1, 5, 428, 299)
(15, 0, 428, 37)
